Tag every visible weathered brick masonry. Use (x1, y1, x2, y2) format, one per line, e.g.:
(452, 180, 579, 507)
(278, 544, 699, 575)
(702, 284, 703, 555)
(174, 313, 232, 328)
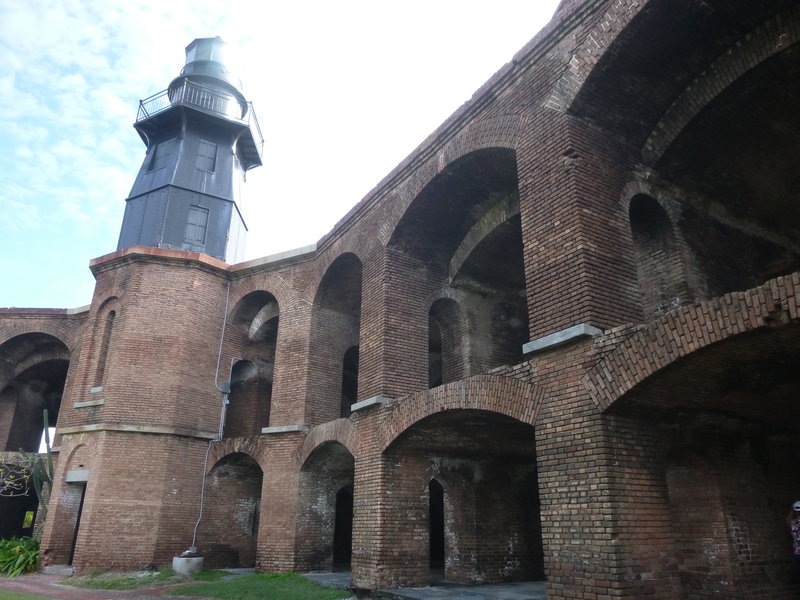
(2, 1, 800, 598)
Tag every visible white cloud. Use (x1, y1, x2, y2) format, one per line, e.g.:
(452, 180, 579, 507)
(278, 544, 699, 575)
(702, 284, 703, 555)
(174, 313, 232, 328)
(0, 0, 560, 308)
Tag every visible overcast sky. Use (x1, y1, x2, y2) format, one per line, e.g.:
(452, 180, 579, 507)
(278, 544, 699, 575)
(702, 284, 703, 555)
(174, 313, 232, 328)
(0, 0, 560, 309)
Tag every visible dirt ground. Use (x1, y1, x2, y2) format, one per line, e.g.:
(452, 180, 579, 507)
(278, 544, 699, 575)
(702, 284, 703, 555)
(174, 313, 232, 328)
(0, 573, 199, 600)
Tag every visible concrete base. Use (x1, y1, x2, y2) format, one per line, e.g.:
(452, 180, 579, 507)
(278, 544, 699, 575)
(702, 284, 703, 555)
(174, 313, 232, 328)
(41, 565, 75, 576)
(172, 556, 203, 576)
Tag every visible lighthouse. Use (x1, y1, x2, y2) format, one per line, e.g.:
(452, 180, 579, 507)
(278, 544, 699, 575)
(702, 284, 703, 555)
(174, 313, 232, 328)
(117, 37, 262, 263)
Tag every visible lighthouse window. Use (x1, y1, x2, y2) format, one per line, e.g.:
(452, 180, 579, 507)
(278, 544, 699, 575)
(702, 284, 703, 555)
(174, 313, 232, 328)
(196, 139, 217, 173)
(148, 139, 174, 172)
(185, 205, 209, 246)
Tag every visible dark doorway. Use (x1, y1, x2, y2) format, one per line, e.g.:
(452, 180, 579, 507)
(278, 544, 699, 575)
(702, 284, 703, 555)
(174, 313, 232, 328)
(67, 483, 87, 566)
(0, 494, 37, 538)
(333, 485, 353, 569)
(340, 346, 359, 418)
(429, 479, 445, 569)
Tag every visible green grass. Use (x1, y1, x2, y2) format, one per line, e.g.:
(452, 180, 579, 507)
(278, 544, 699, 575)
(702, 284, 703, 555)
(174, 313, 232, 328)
(63, 566, 225, 590)
(0, 592, 54, 600)
(166, 572, 352, 599)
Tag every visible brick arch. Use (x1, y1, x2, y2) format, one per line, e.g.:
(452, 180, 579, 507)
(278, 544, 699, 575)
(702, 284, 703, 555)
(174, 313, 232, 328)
(310, 252, 363, 307)
(14, 348, 71, 378)
(296, 419, 357, 467)
(378, 374, 541, 452)
(62, 441, 95, 472)
(0, 324, 76, 353)
(584, 273, 800, 412)
(620, 179, 666, 214)
(379, 116, 523, 247)
(206, 438, 267, 474)
(94, 296, 119, 313)
(545, 0, 645, 113)
(642, 5, 800, 165)
(229, 275, 293, 320)
(313, 240, 371, 283)
(550, 2, 800, 153)
(448, 190, 520, 281)
(426, 286, 468, 309)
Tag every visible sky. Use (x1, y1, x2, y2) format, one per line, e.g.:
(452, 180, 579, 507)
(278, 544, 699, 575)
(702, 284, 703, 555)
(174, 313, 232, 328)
(0, 0, 560, 309)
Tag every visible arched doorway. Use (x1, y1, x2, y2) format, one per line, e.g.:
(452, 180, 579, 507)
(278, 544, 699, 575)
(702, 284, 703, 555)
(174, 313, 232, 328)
(603, 320, 800, 597)
(0, 333, 69, 538)
(428, 479, 445, 574)
(198, 452, 263, 568)
(333, 484, 354, 570)
(387, 148, 528, 395)
(309, 254, 363, 425)
(298, 441, 355, 571)
(384, 409, 543, 585)
(227, 292, 279, 436)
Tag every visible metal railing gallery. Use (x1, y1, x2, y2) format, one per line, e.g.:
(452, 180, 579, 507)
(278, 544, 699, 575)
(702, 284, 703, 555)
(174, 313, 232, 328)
(136, 80, 263, 156)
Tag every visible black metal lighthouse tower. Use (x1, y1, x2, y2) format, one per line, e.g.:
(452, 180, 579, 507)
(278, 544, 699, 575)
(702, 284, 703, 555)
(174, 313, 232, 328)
(117, 37, 262, 263)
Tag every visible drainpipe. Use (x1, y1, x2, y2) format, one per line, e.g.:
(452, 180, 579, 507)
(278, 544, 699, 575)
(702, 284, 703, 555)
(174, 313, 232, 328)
(185, 280, 234, 554)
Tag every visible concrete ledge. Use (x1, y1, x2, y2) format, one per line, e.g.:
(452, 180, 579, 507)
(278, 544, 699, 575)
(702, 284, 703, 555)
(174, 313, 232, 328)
(351, 395, 392, 412)
(65, 469, 89, 482)
(74, 399, 105, 408)
(261, 424, 309, 434)
(58, 423, 217, 440)
(522, 323, 604, 355)
(66, 304, 90, 315)
(232, 244, 317, 272)
(42, 565, 74, 576)
(89, 386, 103, 394)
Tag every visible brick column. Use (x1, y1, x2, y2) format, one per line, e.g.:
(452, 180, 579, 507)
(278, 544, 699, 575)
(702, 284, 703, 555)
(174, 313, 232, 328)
(517, 108, 641, 340)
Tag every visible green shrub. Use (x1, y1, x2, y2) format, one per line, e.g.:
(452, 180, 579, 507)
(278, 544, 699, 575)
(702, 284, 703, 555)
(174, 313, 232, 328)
(0, 537, 40, 577)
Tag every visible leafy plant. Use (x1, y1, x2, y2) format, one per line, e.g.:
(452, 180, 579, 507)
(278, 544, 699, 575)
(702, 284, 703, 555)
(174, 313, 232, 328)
(29, 410, 54, 522)
(0, 537, 40, 577)
(0, 411, 55, 533)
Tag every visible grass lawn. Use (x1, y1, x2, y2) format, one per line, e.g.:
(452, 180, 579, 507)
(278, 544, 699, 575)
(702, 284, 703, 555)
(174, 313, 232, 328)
(166, 572, 353, 599)
(0, 592, 54, 600)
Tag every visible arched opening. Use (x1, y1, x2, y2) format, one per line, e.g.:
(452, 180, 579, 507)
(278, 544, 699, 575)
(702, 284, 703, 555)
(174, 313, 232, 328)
(567, 1, 800, 325)
(198, 453, 263, 568)
(383, 409, 543, 586)
(655, 40, 800, 297)
(388, 149, 527, 391)
(333, 484, 354, 570)
(428, 299, 465, 388)
(0, 333, 69, 453)
(629, 194, 690, 319)
(429, 479, 445, 572)
(92, 309, 115, 387)
(228, 291, 279, 436)
(224, 359, 271, 437)
(0, 428, 39, 539)
(44, 444, 91, 566)
(309, 254, 363, 425)
(606, 322, 800, 597)
(298, 441, 355, 571)
(340, 346, 359, 418)
(0, 386, 18, 450)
